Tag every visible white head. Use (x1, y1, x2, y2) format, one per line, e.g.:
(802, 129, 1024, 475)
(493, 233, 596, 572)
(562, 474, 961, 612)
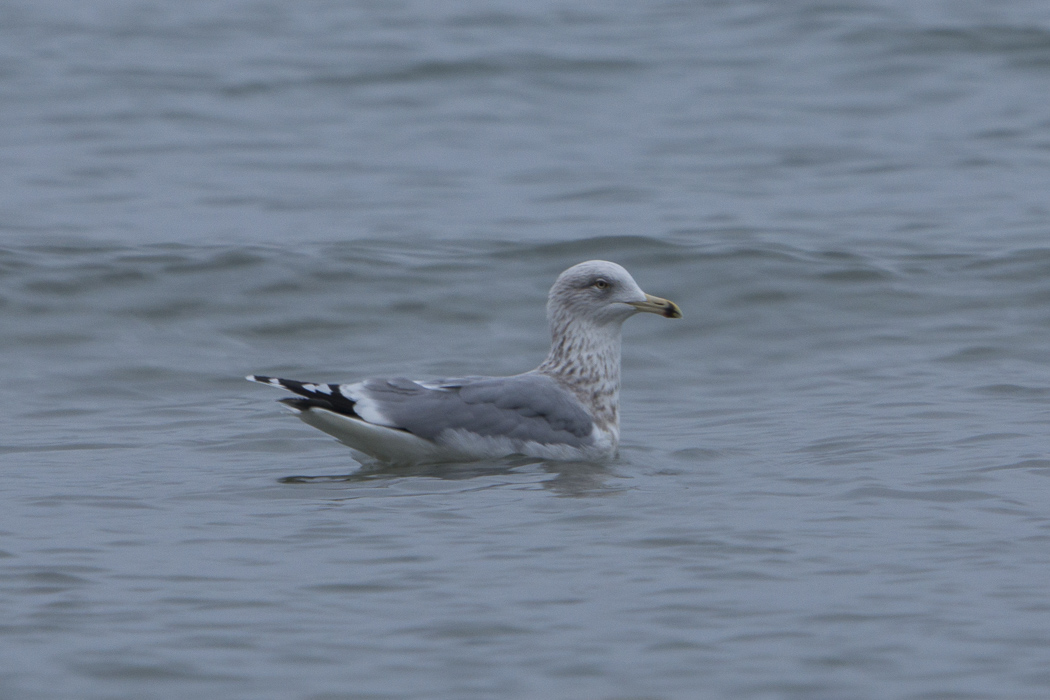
(547, 260, 682, 329)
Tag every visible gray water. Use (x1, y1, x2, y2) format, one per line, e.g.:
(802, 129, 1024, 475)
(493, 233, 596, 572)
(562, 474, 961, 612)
(4, 1, 1050, 699)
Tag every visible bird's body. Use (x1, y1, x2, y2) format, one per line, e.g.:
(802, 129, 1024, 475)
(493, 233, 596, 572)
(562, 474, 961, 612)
(248, 260, 681, 465)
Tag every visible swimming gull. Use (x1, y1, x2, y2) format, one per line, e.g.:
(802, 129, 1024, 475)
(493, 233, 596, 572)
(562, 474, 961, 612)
(247, 260, 682, 464)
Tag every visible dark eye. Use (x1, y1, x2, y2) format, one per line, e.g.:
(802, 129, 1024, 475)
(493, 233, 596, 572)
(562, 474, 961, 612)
(593, 278, 609, 290)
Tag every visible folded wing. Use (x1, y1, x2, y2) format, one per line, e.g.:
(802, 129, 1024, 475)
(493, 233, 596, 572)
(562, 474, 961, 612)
(359, 374, 595, 447)
(248, 373, 594, 449)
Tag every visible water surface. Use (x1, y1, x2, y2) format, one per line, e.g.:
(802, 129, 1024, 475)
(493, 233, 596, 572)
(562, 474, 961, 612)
(3, 2, 1050, 699)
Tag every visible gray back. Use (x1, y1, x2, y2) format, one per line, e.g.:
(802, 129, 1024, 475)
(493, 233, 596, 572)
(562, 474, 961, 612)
(363, 373, 594, 447)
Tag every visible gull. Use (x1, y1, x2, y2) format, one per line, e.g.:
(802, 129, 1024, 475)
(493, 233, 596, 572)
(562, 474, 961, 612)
(248, 260, 681, 465)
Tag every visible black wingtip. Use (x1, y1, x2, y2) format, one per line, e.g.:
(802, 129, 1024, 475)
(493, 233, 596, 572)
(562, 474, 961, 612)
(279, 397, 334, 412)
(249, 376, 363, 420)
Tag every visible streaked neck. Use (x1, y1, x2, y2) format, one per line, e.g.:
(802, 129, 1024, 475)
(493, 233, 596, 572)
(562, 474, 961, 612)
(537, 319, 622, 430)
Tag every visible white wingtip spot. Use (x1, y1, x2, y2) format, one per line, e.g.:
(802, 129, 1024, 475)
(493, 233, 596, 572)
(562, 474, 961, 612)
(248, 375, 284, 387)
